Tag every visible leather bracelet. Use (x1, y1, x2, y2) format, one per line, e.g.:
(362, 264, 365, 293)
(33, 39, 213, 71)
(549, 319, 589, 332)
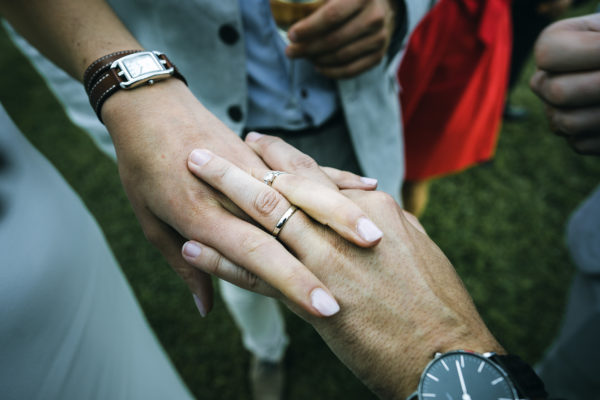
(83, 50, 187, 123)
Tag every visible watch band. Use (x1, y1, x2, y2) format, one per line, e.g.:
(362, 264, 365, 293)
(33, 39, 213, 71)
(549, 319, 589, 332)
(491, 354, 548, 399)
(83, 50, 141, 94)
(83, 50, 187, 123)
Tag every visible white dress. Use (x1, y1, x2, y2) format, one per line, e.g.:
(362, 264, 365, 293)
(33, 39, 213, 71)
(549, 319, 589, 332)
(0, 104, 192, 400)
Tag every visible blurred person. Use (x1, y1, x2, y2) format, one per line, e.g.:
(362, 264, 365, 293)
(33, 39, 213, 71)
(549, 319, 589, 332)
(0, 0, 418, 398)
(398, 0, 512, 216)
(0, 104, 194, 399)
(504, 0, 572, 121)
(530, 13, 600, 398)
(181, 133, 549, 400)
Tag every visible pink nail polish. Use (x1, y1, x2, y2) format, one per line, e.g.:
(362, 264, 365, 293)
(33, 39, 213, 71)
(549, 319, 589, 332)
(245, 131, 264, 142)
(183, 241, 202, 258)
(310, 288, 340, 317)
(357, 217, 383, 242)
(193, 294, 207, 318)
(189, 149, 211, 167)
(360, 177, 378, 186)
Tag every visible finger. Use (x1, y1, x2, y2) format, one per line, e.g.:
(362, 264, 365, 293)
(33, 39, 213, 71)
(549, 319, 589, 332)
(309, 30, 389, 67)
(287, 0, 363, 43)
(182, 240, 279, 298)
(316, 49, 385, 79)
(287, 4, 385, 59)
(535, 15, 600, 72)
(529, 69, 600, 107)
(195, 207, 339, 317)
(546, 104, 600, 136)
(567, 135, 600, 156)
(246, 132, 338, 189)
(321, 166, 378, 190)
(141, 214, 214, 317)
(189, 148, 383, 247)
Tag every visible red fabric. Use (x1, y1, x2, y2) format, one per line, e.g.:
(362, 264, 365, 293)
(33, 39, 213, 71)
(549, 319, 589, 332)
(398, 0, 512, 180)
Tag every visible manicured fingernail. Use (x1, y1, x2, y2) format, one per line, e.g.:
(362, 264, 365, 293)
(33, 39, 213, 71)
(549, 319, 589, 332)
(357, 217, 383, 242)
(193, 294, 207, 318)
(360, 177, 378, 186)
(311, 288, 340, 317)
(183, 241, 202, 258)
(288, 31, 297, 42)
(189, 149, 211, 167)
(245, 131, 264, 142)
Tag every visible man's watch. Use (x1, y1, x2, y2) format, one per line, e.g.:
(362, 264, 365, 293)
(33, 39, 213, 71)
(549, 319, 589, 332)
(407, 350, 548, 400)
(83, 50, 187, 122)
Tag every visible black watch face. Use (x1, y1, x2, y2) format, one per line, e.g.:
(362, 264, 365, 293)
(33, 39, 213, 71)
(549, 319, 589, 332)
(418, 351, 518, 400)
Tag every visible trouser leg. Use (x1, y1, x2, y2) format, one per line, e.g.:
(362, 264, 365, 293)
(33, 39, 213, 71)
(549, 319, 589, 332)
(536, 185, 600, 399)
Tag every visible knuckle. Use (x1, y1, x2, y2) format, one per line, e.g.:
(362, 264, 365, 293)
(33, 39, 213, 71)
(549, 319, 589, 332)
(238, 268, 260, 290)
(323, 5, 343, 24)
(240, 234, 275, 257)
(254, 188, 282, 217)
(290, 153, 319, 170)
(207, 251, 224, 275)
(556, 113, 578, 135)
(545, 80, 568, 105)
(367, 11, 385, 31)
(371, 190, 397, 207)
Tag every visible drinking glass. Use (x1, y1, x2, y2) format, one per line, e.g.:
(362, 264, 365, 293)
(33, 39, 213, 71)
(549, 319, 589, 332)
(269, 0, 325, 107)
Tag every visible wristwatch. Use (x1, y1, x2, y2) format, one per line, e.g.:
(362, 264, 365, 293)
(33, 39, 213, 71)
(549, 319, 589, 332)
(83, 50, 187, 122)
(407, 350, 548, 400)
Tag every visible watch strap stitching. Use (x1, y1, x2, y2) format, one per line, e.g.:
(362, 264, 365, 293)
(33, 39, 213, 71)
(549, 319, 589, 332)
(83, 50, 141, 86)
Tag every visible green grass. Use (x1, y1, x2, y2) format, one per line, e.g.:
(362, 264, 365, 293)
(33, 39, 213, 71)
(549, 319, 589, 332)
(2, 3, 600, 398)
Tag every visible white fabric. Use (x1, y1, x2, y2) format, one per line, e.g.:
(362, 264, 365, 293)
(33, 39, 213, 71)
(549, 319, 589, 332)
(0, 104, 192, 399)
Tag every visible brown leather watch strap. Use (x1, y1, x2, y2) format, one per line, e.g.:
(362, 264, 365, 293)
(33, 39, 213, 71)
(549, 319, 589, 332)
(83, 51, 187, 123)
(83, 50, 141, 95)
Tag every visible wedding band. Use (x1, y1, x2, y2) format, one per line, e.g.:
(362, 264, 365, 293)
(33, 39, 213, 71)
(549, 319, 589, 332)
(263, 170, 287, 187)
(272, 205, 298, 237)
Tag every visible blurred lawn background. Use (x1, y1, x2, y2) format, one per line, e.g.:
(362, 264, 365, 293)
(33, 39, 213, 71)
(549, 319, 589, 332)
(1, 2, 600, 398)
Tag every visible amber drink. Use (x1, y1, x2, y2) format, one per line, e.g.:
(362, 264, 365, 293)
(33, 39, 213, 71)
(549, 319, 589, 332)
(269, 0, 325, 31)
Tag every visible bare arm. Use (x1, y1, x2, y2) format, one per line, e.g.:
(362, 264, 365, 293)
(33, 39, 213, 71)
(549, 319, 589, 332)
(1, 0, 380, 316)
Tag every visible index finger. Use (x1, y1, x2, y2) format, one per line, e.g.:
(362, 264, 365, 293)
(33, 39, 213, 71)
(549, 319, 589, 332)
(288, 0, 362, 42)
(535, 15, 600, 72)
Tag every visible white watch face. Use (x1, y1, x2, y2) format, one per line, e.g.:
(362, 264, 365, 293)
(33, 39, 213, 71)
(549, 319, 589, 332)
(122, 53, 163, 79)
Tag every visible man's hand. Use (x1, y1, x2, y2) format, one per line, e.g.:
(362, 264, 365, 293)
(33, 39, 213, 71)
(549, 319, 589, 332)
(286, 0, 396, 79)
(530, 14, 600, 156)
(183, 134, 502, 398)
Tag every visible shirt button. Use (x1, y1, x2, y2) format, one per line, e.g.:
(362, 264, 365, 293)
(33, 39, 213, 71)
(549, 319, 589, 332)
(219, 24, 240, 45)
(228, 105, 244, 122)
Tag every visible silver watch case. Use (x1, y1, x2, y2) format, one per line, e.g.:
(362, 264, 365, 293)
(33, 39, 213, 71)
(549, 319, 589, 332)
(111, 51, 174, 89)
(408, 350, 520, 400)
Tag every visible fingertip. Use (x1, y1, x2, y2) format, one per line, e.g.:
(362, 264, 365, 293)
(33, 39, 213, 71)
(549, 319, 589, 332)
(357, 217, 383, 243)
(310, 288, 340, 317)
(182, 240, 203, 259)
(288, 29, 298, 43)
(189, 149, 212, 168)
(360, 176, 378, 188)
(245, 131, 264, 143)
(193, 293, 208, 318)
